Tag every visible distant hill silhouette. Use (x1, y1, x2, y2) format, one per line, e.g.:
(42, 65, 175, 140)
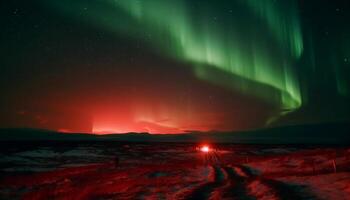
(0, 128, 97, 141)
(0, 122, 349, 144)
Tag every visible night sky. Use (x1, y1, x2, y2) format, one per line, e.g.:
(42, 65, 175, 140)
(1, 0, 349, 134)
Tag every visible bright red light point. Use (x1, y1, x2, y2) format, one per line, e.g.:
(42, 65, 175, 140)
(200, 145, 210, 153)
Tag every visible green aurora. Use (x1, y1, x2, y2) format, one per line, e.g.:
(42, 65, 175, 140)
(45, 0, 303, 109)
(0, 0, 349, 133)
(41, 0, 349, 124)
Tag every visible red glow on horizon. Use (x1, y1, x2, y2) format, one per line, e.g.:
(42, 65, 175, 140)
(90, 107, 215, 134)
(91, 123, 186, 135)
(58, 129, 74, 133)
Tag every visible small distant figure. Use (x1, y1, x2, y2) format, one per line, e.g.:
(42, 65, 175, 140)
(114, 156, 119, 168)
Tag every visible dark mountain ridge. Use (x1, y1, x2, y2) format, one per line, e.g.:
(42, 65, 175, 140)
(0, 122, 349, 144)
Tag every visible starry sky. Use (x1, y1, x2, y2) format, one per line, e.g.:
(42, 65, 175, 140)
(0, 0, 349, 134)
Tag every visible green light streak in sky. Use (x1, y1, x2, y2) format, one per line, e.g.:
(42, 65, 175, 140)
(241, 0, 303, 59)
(46, 0, 304, 109)
(334, 35, 350, 96)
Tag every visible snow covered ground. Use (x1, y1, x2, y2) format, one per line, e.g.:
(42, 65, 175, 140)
(0, 142, 349, 199)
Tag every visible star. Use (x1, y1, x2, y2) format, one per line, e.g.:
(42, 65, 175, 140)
(13, 8, 19, 15)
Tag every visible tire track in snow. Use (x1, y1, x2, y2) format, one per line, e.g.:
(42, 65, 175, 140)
(238, 165, 322, 200)
(259, 179, 322, 200)
(185, 164, 321, 200)
(237, 165, 257, 178)
(184, 165, 226, 200)
(219, 166, 256, 200)
(185, 165, 256, 200)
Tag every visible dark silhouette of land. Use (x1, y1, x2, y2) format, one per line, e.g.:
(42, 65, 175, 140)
(0, 122, 349, 144)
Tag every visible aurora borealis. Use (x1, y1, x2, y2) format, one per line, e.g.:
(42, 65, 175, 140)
(47, 0, 303, 109)
(0, 0, 349, 134)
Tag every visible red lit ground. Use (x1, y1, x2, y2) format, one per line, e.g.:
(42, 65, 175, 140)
(0, 143, 349, 199)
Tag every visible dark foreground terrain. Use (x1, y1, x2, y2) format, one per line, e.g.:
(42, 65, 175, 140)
(0, 142, 349, 200)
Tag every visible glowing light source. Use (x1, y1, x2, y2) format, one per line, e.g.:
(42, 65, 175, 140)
(200, 145, 210, 153)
